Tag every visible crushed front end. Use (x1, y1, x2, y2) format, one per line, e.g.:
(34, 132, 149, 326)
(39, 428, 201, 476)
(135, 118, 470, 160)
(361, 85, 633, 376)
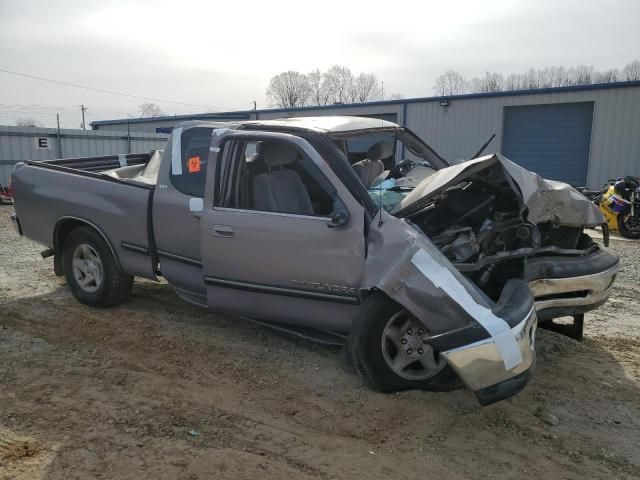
(364, 154, 618, 404)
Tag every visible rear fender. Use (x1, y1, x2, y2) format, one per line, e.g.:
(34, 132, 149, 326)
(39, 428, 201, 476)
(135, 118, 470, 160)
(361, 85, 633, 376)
(53, 216, 121, 276)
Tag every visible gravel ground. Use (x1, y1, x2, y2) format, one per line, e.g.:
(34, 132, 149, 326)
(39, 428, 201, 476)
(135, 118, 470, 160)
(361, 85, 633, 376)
(1, 207, 639, 479)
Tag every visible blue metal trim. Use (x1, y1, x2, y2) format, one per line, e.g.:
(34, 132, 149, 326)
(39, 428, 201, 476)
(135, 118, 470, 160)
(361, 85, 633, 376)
(91, 80, 640, 127)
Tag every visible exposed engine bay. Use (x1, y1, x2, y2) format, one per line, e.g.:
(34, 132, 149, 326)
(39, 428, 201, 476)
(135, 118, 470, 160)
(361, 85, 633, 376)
(387, 155, 603, 301)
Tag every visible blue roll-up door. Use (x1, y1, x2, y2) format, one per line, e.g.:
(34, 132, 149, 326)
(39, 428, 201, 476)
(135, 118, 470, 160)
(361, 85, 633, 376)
(502, 102, 594, 186)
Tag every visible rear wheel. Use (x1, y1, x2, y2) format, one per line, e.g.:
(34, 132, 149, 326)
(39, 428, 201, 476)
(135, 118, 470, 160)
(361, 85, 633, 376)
(349, 293, 459, 392)
(617, 214, 640, 239)
(63, 226, 133, 307)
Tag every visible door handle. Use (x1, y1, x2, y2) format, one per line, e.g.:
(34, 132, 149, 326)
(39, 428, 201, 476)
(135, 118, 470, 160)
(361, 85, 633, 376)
(211, 224, 235, 238)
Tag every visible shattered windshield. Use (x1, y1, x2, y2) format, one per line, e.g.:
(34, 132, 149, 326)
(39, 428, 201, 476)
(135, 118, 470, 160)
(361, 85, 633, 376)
(331, 128, 449, 211)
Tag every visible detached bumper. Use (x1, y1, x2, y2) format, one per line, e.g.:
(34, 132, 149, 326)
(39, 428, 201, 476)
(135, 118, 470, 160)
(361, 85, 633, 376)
(442, 306, 537, 405)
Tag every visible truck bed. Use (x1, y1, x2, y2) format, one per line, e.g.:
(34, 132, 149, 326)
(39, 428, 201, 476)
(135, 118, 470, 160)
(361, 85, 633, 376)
(26, 150, 162, 186)
(11, 151, 161, 280)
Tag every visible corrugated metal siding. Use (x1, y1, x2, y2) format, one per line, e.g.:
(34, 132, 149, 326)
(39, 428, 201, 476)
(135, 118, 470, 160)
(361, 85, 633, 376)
(0, 163, 15, 188)
(406, 86, 640, 187)
(0, 126, 168, 185)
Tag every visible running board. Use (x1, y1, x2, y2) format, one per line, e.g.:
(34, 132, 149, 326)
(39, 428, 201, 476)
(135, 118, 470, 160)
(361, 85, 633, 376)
(238, 316, 348, 346)
(172, 286, 348, 346)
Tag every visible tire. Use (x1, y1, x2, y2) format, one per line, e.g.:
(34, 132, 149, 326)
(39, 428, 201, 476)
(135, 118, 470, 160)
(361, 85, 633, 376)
(63, 226, 133, 307)
(349, 292, 459, 393)
(617, 214, 640, 239)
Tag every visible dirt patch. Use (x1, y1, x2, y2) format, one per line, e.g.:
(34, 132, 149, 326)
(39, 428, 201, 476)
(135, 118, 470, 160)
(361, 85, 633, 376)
(1, 207, 639, 479)
(0, 430, 39, 460)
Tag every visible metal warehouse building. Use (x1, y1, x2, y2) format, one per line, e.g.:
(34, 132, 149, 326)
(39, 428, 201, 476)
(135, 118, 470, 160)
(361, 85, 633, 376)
(91, 81, 640, 189)
(0, 126, 168, 185)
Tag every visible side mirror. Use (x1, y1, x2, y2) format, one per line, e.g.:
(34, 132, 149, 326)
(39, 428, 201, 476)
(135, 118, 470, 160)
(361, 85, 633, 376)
(327, 211, 349, 228)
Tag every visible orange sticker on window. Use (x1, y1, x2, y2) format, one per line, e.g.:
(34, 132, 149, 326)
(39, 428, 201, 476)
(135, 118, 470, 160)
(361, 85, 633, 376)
(187, 156, 201, 173)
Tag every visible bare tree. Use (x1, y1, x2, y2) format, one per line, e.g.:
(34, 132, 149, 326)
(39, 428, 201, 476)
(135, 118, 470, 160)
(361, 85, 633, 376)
(595, 68, 619, 84)
(324, 65, 355, 104)
(15, 117, 42, 127)
(307, 69, 330, 106)
(268, 67, 391, 107)
(536, 68, 554, 88)
(350, 73, 381, 103)
(567, 65, 595, 86)
(432, 70, 467, 96)
(504, 73, 522, 91)
(440, 60, 638, 96)
(522, 68, 541, 89)
(138, 103, 164, 118)
(547, 66, 569, 87)
(470, 72, 504, 93)
(266, 71, 311, 108)
(622, 60, 640, 81)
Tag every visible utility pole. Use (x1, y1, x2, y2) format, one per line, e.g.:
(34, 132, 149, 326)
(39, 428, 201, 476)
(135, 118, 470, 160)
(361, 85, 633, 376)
(56, 113, 63, 158)
(80, 104, 87, 130)
(252, 100, 257, 111)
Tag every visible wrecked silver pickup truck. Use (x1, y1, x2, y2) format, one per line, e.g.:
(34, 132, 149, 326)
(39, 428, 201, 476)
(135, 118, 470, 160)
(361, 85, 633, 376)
(10, 116, 619, 405)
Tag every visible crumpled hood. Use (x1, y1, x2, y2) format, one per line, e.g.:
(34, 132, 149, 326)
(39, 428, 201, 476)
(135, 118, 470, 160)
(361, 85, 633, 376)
(391, 153, 604, 227)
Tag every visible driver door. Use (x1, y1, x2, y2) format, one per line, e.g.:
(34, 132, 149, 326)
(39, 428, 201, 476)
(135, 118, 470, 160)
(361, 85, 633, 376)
(200, 131, 367, 331)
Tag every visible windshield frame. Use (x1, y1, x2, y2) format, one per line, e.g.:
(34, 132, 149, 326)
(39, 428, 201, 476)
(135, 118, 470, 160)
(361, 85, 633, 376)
(328, 127, 450, 170)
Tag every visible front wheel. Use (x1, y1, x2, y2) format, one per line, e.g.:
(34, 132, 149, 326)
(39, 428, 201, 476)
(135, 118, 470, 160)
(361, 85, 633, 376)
(349, 293, 459, 392)
(63, 226, 133, 307)
(617, 214, 640, 239)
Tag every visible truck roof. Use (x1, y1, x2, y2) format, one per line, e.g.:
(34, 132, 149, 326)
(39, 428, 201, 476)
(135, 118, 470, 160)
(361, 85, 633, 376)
(180, 116, 399, 133)
(243, 116, 399, 132)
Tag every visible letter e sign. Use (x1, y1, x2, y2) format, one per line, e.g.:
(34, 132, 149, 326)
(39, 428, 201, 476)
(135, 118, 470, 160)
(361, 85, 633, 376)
(35, 137, 50, 149)
(187, 156, 201, 173)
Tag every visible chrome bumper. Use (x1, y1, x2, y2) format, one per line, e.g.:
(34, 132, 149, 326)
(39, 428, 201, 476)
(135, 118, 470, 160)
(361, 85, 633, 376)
(442, 306, 537, 404)
(529, 264, 618, 316)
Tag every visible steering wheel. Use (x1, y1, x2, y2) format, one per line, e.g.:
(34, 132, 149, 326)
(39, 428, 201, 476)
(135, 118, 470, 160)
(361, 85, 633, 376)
(387, 159, 415, 179)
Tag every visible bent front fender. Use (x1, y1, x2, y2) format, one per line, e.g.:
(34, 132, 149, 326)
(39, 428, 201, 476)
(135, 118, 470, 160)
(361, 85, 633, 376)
(362, 213, 537, 402)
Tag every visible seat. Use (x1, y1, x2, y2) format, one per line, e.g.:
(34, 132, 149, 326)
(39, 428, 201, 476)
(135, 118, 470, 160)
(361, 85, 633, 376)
(252, 142, 314, 215)
(246, 141, 264, 163)
(351, 141, 393, 188)
(105, 150, 164, 185)
(132, 149, 163, 185)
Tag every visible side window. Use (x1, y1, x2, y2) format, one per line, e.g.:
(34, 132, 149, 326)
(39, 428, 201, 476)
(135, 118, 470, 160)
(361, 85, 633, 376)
(217, 139, 336, 217)
(170, 127, 212, 196)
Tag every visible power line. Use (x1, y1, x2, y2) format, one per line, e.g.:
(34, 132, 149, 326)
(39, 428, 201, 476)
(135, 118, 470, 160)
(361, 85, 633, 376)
(0, 107, 82, 118)
(0, 103, 140, 118)
(0, 67, 212, 109)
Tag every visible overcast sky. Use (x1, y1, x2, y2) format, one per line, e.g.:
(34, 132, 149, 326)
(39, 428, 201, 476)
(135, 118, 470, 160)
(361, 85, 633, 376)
(0, 0, 638, 128)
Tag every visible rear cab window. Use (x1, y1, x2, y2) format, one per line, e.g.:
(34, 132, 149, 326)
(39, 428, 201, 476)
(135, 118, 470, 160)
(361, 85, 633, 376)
(170, 127, 213, 197)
